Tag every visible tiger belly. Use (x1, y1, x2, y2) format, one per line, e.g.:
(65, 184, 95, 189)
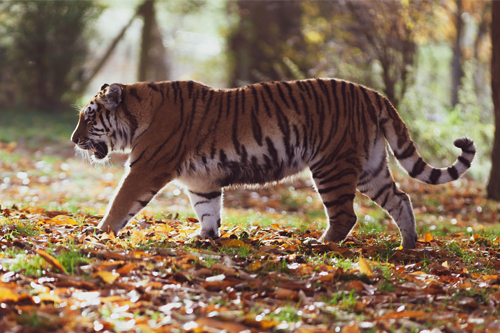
(175, 150, 309, 238)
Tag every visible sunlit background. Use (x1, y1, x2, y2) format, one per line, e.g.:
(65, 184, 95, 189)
(0, 0, 497, 219)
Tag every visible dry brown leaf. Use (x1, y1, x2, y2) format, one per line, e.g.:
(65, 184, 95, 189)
(35, 249, 68, 275)
(248, 260, 261, 272)
(378, 310, 428, 320)
(273, 288, 298, 300)
(340, 322, 361, 333)
(193, 318, 250, 333)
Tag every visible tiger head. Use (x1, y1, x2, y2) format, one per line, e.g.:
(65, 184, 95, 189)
(71, 83, 131, 162)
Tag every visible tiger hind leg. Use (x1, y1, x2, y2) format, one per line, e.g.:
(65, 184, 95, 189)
(357, 151, 418, 249)
(312, 165, 360, 243)
(186, 188, 223, 238)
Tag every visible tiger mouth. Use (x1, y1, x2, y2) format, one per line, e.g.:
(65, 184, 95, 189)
(90, 141, 108, 159)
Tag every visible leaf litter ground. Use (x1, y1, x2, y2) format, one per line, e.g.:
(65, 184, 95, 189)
(1, 142, 500, 333)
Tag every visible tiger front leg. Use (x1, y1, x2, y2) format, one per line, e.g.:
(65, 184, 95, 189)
(186, 188, 223, 238)
(98, 169, 172, 234)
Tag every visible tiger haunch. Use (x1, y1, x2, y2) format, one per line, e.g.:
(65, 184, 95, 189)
(71, 79, 475, 249)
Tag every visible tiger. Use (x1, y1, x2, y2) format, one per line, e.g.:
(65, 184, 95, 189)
(71, 79, 475, 249)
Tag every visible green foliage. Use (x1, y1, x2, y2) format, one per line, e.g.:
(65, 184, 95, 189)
(400, 49, 493, 180)
(0, 1, 103, 111)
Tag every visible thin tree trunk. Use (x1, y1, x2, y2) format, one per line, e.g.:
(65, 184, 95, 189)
(451, 0, 464, 107)
(75, 8, 139, 95)
(138, 0, 154, 82)
(487, 1, 500, 200)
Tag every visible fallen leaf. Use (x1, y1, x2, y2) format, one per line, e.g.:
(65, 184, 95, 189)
(47, 215, 78, 226)
(0, 287, 19, 302)
(273, 288, 298, 300)
(358, 256, 373, 277)
(35, 249, 68, 275)
(93, 271, 120, 284)
(193, 317, 250, 333)
(423, 232, 433, 243)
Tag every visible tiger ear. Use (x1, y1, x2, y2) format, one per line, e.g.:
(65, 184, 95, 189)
(100, 83, 122, 109)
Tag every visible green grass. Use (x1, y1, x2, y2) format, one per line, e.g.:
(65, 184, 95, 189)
(0, 108, 75, 145)
(4, 253, 46, 277)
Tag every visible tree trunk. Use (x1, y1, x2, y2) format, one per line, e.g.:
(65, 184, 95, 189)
(487, 1, 500, 200)
(138, 0, 154, 82)
(137, 0, 168, 82)
(451, 0, 464, 107)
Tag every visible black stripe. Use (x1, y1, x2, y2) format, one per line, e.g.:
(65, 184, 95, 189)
(150, 190, 158, 195)
(232, 89, 241, 155)
(99, 113, 110, 132)
(189, 190, 221, 200)
(316, 79, 332, 114)
(259, 90, 271, 117)
(318, 182, 350, 195)
(394, 144, 416, 160)
(251, 108, 263, 146)
(129, 87, 142, 102)
(429, 169, 441, 184)
(282, 81, 300, 115)
(409, 158, 426, 178)
(458, 156, 471, 168)
(194, 200, 210, 207)
(241, 86, 246, 115)
(187, 81, 194, 99)
(318, 168, 357, 186)
(276, 82, 291, 108)
(225, 90, 232, 119)
(261, 82, 274, 101)
(201, 214, 212, 221)
(265, 137, 279, 165)
(448, 166, 459, 180)
(329, 211, 356, 220)
(130, 149, 146, 167)
(372, 183, 392, 202)
(303, 79, 312, 99)
(295, 80, 305, 92)
(138, 200, 148, 207)
(147, 83, 159, 92)
(250, 85, 259, 115)
(323, 194, 355, 208)
(380, 192, 390, 208)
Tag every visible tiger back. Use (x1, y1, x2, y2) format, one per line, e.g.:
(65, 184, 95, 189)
(71, 79, 475, 249)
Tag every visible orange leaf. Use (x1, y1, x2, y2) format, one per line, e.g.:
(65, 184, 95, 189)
(47, 215, 78, 226)
(116, 263, 136, 275)
(36, 292, 62, 303)
(358, 256, 373, 277)
(0, 287, 19, 302)
(423, 232, 433, 243)
(192, 318, 250, 333)
(273, 288, 298, 300)
(35, 250, 68, 275)
(93, 271, 120, 284)
(378, 310, 428, 320)
(248, 260, 261, 272)
(341, 323, 361, 333)
(220, 239, 252, 250)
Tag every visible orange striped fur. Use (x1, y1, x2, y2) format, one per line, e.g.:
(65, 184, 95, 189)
(71, 79, 475, 248)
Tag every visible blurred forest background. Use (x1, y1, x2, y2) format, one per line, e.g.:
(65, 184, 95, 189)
(0, 0, 499, 204)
